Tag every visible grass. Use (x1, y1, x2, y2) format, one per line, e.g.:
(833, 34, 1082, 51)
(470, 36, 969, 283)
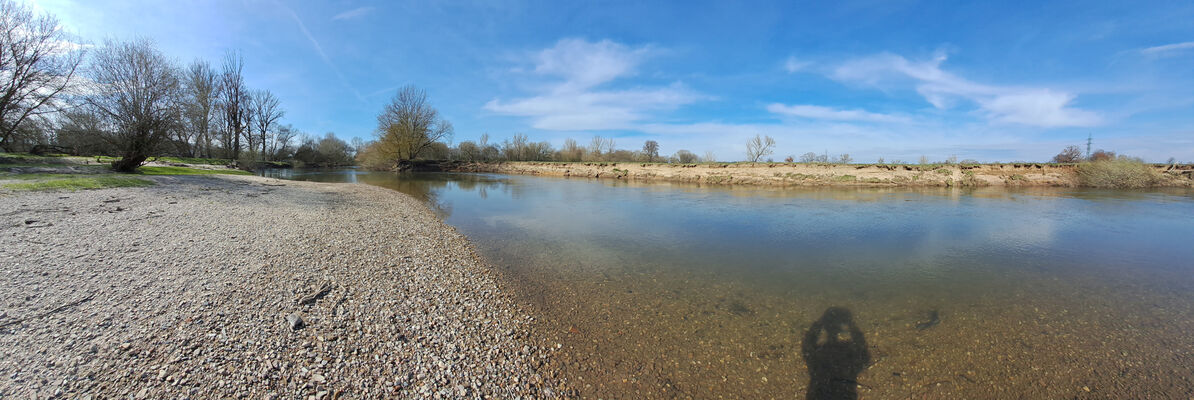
(2, 173, 82, 180)
(136, 166, 251, 175)
(833, 175, 857, 182)
(154, 156, 233, 166)
(2, 175, 154, 191)
(1, 163, 248, 192)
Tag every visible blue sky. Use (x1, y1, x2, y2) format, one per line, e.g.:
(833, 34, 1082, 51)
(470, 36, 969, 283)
(28, 0, 1194, 162)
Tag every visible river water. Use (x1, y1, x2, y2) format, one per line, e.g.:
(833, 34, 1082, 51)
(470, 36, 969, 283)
(263, 168, 1194, 399)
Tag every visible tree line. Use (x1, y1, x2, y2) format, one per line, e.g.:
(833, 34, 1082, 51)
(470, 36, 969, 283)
(0, 1, 354, 170)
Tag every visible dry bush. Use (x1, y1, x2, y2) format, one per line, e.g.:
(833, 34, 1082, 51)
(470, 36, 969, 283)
(1076, 159, 1160, 188)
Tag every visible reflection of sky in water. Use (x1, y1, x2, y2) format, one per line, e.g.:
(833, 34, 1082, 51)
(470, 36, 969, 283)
(263, 168, 1194, 290)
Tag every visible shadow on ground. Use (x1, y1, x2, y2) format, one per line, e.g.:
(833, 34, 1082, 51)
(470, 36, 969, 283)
(802, 307, 870, 400)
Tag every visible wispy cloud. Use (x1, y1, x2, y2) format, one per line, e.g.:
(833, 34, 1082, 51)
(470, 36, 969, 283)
(331, 6, 374, 21)
(277, 2, 364, 102)
(767, 104, 910, 123)
(831, 52, 1102, 127)
(783, 56, 810, 73)
(1140, 41, 1194, 55)
(484, 38, 703, 130)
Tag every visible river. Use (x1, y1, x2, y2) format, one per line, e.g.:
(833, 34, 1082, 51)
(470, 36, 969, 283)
(262, 168, 1194, 399)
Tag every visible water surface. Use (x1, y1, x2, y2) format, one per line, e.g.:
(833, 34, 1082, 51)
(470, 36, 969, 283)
(264, 168, 1194, 398)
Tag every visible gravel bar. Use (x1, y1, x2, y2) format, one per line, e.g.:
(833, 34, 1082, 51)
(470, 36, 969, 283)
(0, 174, 567, 399)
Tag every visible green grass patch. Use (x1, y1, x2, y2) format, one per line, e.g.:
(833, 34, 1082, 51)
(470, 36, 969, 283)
(154, 156, 233, 166)
(934, 168, 952, 175)
(2, 174, 80, 182)
(3, 176, 154, 191)
(136, 166, 251, 176)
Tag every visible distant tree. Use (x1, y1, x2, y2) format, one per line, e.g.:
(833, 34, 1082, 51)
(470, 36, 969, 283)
(800, 152, 817, 163)
(55, 109, 111, 155)
(1053, 145, 1083, 163)
(250, 89, 284, 159)
(1089, 149, 1116, 162)
(877, 157, 885, 164)
(424, 141, 451, 160)
(745, 134, 775, 162)
(349, 136, 364, 158)
(587, 136, 615, 161)
(181, 60, 218, 158)
(642, 140, 659, 162)
(837, 153, 853, 164)
(918, 155, 929, 165)
(315, 132, 353, 165)
(784, 155, 794, 163)
(673, 149, 698, 163)
(85, 38, 182, 172)
(0, 0, 86, 151)
(559, 138, 583, 162)
(218, 51, 250, 159)
(703, 151, 716, 163)
(457, 141, 479, 161)
(502, 133, 529, 160)
(272, 124, 298, 159)
(374, 85, 453, 162)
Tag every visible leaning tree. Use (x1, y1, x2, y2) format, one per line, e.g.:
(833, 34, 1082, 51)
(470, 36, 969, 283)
(87, 38, 182, 172)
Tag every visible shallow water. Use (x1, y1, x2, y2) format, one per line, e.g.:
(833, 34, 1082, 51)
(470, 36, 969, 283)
(264, 168, 1194, 398)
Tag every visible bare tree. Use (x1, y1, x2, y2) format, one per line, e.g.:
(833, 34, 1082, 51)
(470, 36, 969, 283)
(800, 152, 817, 163)
(559, 138, 583, 161)
(673, 149, 698, 163)
(218, 51, 249, 159)
(375, 85, 453, 162)
(745, 134, 775, 162)
(642, 140, 659, 162)
(86, 38, 182, 172)
(180, 59, 217, 157)
(1053, 145, 1083, 163)
(250, 89, 283, 159)
(0, 0, 85, 151)
(703, 151, 716, 163)
(837, 153, 853, 164)
(271, 123, 297, 158)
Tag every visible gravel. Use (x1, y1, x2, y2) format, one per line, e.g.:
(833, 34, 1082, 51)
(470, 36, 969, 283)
(0, 174, 565, 398)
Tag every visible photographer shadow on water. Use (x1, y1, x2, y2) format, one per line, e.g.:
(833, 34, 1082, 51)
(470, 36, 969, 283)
(802, 307, 870, 400)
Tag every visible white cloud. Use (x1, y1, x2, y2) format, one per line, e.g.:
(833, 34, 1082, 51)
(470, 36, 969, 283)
(530, 38, 649, 91)
(331, 6, 374, 21)
(766, 103, 910, 123)
(1140, 41, 1194, 55)
(831, 52, 1102, 127)
(484, 38, 702, 131)
(783, 56, 810, 73)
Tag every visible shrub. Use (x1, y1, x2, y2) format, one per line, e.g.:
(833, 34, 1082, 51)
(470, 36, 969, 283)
(1076, 159, 1160, 188)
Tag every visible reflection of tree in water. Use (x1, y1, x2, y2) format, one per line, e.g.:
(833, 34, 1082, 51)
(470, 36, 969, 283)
(354, 172, 514, 218)
(802, 307, 870, 400)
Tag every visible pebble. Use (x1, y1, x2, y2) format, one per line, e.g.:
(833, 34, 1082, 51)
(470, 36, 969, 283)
(0, 174, 565, 398)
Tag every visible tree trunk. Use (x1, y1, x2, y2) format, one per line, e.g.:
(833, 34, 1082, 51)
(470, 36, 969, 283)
(112, 154, 147, 172)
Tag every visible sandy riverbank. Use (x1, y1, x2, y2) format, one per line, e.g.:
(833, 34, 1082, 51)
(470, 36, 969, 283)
(449, 161, 1194, 187)
(0, 174, 566, 398)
